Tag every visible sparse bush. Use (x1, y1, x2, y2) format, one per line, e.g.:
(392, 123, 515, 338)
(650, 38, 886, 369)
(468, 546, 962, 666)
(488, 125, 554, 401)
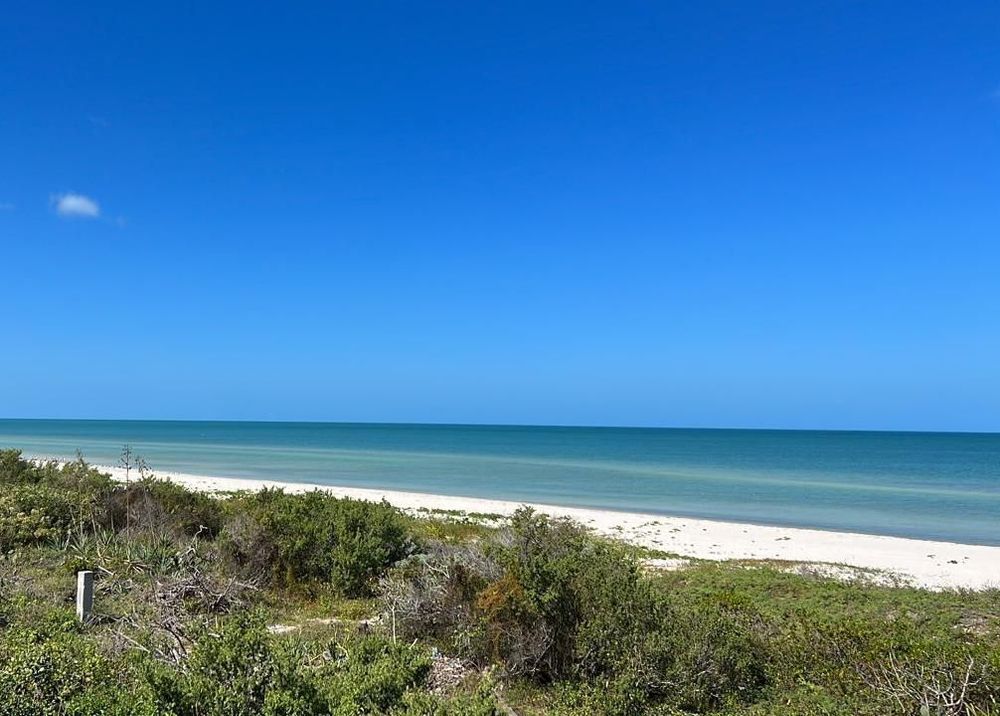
(63, 528, 181, 576)
(399, 686, 502, 716)
(218, 508, 279, 576)
(380, 543, 498, 642)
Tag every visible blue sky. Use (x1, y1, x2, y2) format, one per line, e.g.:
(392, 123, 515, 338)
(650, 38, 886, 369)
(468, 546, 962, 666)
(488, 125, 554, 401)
(2, 2, 998, 431)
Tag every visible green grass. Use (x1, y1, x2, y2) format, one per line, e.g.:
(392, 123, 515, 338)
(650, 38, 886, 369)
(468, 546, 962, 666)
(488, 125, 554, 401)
(655, 560, 1000, 634)
(404, 511, 499, 544)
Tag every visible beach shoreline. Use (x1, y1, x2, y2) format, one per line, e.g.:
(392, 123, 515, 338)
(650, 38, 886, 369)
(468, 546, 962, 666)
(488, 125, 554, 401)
(87, 463, 1000, 592)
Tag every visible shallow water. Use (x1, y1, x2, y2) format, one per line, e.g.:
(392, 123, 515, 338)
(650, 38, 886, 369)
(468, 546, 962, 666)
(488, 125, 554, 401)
(2, 419, 998, 544)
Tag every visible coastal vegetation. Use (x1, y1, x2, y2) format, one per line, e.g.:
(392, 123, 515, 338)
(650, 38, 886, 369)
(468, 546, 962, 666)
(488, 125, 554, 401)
(1, 448, 998, 715)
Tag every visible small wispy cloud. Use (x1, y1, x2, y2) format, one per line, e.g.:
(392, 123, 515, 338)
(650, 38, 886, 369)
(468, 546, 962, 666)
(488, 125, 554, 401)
(0, 202, 13, 211)
(53, 192, 100, 219)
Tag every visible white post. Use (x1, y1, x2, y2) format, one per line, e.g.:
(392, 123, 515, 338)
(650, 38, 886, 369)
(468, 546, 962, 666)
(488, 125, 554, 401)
(76, 570, 94, 623)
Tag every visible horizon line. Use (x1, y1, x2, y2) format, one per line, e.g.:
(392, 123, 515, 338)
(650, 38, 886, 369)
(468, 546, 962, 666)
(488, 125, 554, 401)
(0, 415, 997, 437)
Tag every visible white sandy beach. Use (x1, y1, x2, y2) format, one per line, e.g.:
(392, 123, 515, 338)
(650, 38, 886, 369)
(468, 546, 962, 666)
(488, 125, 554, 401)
(88, 464, 1000, 592)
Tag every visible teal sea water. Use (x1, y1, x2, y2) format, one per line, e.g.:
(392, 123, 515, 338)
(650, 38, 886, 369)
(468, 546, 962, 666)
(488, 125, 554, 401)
(1, 419, 998, 545)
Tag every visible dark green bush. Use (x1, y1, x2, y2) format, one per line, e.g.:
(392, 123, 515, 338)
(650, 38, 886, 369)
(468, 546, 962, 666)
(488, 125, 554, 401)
(0, 450, 114, 496)
(475, 510, 679, 683)
(148, 610, 321, 716)
(101, 478, 224, 537)
(314, 633, 432, 712)
(223, 489, 412, 595)
(0, 449, 30, 483)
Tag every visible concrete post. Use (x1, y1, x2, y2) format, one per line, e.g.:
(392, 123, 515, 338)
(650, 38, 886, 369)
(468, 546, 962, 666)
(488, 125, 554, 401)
(76, 570, 94, 623)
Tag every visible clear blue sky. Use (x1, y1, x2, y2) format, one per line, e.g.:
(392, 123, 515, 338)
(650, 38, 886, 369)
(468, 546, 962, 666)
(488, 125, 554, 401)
(2, 2, 998, 431)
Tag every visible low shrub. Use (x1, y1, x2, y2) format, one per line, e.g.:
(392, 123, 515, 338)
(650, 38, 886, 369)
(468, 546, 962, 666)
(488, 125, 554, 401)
(0, 484, 80, 548)
(0, 610, 157, 715)
(380, 543, 498, 642)
(384, 509, 771, 712)
(0, 451, 118, 549)
(0, 449, 30, 483)
(101, 478, 224, 538)
(0, 450, 114, 496)
(802, 615, 1000, 715)
(62, 528, 184, 577)
(146, 610, 490, 715)
(223, 489, 413, 596)
(147, 610, 322, 716)
(314, 633, 432, 712)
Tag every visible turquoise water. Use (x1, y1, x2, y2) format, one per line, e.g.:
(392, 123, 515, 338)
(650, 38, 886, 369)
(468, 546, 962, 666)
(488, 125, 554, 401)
(1, 419, 998, 544)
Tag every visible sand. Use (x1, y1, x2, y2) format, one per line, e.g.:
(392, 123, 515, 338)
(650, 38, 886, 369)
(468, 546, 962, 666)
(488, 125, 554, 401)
(95, 464, 1000, 591)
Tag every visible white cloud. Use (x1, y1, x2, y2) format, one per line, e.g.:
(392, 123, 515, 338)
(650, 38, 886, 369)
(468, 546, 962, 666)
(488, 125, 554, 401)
(53, 192, 100, 218)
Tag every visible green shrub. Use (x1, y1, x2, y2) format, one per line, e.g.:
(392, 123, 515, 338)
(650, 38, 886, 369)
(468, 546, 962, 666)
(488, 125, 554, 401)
(62, 528, 183, 576)
(0, 611, 157, 715)
(550, 680, 661, 716)
(0, 449, 31, 483)
(315, 634, 432, 713)
(148, 611, 460, 716)
(478, 508, 594, 678)
(393, 509, 769, 711)
(795, 615, 1000, 715)
(149, 610, 322, 716)
(0, 484, 79, 548)
(476, 509, 672, 683)
(659, 602, 769, 712)
(0, 451, 116, 549)
(0, 450, 114, 496)
(223, 489, 412, 595)
(102, 478, 223, 537)
(396, 678, 502, 715)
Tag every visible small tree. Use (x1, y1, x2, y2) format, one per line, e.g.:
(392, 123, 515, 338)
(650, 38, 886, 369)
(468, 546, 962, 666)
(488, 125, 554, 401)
(118, 444, 150, 531)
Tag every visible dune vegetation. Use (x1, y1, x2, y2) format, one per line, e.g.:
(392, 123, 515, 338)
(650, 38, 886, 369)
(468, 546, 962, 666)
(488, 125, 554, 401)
(1, 448, 998, 715)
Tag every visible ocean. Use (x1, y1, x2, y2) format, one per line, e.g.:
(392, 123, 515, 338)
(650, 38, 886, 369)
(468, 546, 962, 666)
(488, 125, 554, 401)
(1, 419, 997, 544)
